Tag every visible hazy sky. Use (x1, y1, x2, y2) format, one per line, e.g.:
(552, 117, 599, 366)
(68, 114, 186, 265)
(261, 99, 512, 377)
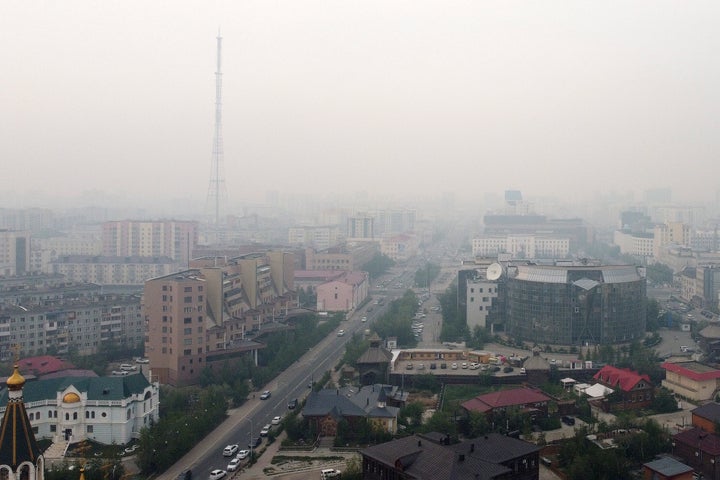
(2, 1, 719, 210)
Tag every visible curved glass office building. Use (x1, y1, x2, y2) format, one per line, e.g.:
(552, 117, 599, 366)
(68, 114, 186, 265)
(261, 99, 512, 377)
(506, 264, 646, 346)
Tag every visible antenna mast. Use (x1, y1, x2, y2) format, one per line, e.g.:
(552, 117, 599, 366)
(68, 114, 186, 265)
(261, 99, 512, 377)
(206, 32, 227, 228)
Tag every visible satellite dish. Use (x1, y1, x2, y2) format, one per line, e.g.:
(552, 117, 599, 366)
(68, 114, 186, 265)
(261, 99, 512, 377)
(486, 263, 503, 281)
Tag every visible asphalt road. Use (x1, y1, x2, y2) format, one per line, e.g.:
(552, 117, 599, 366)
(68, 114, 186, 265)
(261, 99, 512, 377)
(161, 267, 409, 480)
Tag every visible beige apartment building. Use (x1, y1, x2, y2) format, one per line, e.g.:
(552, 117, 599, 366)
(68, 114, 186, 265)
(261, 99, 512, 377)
(304, 242, 378, 271)
(144, 252, 295, 386)
(51, 255, 178, 285)
(102, 220, 198, 267)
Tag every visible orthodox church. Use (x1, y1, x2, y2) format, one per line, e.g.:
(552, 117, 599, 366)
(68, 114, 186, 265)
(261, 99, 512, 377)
(0, 361, 45, 480)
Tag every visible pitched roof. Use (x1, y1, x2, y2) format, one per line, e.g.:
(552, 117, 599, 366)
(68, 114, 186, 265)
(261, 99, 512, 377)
(643, 457, 693, 476)
(357, 346, 392, 364)
(18, 355, 75, 376)
(361, 434, 539, 480)
(461, 387, 551, 413)
(303, 384, 401, 420)
(673, 427, 720, 456)
(0, 366, 42, 469)
(692, 402, 720, 423)
(593, 365, 651, 392)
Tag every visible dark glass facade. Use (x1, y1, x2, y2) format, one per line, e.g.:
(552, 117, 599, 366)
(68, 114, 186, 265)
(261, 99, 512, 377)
(506, 266, 646, 345)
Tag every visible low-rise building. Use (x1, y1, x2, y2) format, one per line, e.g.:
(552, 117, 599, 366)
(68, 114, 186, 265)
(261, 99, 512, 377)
(691, 402, 720, 435)
(0, 371, 159, 446)
(672, 427, 720, 480)
(661, 362, 720, 402)
(361, 433, 540, 480)
(593, 365, 654, 411)
(302, 384, 405, 436)
(316, 271, 369, 312)
(461, 387, 551, 419)
(641, 456, 693, 480)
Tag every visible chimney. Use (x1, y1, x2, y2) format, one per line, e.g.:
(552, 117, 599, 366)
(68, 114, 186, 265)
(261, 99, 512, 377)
(470, 443, 475, 453)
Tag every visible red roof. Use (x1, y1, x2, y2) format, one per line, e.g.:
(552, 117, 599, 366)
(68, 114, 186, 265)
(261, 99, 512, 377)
(674, 427, 720, 456)
(461, 387, 551, 413)
(593, 365, 650, 392)
(662, 362, 720, 382)
(19, 356, 75, 376)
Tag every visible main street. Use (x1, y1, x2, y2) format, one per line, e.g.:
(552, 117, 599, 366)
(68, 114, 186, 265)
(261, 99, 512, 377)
(159, 266, 408, 480)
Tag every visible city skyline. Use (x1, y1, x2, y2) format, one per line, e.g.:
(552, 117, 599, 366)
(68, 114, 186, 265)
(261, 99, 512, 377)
(2, 1, 720, 211)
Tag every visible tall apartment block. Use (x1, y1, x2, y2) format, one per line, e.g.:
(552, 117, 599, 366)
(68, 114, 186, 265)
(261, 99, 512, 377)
(102, 220, 198, 267)
(0, 230, 30, 276)
(143, 251, 295, 386)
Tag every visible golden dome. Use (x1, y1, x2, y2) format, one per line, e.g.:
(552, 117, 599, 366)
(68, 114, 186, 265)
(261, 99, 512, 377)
(63, 392, 81, 403)
(6, 364, 25, 391)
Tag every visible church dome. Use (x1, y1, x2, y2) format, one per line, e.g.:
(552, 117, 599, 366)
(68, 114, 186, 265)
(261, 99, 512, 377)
(6, 364, 25, 391)
(63, 392, 81, 404)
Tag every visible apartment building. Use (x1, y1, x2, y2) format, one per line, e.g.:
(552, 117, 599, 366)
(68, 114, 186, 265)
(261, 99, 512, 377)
(0, 230, 30, 276)
(0, 294, 143, 358)
(51, 255, 178, 286)
(288, 225, 341, 250)
(102, 220, 198, 267)
(144, 252, 295, 386)
(305, 242, 378, 271)
(316, 271, 369, 312)
(380, 233, 418, 262)
(30, 233, 103, 273)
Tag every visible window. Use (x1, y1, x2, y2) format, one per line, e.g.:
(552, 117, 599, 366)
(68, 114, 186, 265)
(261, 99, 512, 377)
(184, 317, 192, 324)
(73, 412, 78, 420)
(87, 425, 93, 433)
(184, 327, 192, 335)
(50, 424, 56, 432)
(184, 286, 192, 292)
(184, 349, 191, 355)
(184, 296, 192, 303)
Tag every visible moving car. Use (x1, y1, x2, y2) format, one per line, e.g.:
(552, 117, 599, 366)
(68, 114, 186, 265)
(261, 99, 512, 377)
(135, 357, 150, 364)
(259, 390, 271, 400)
(271, 416, 282, 425)
(223, 444, 239, 457)
(235, 449, 250, 460)
(208, 469, 226, 480)
(260, 424, 271, 436)
(361, 316, 367, 322)
(337, 329, 345, 336)
(287, 398, 298, 410)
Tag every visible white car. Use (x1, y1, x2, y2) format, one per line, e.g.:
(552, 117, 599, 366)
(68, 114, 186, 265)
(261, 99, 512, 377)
(461, 362, 468, 369)
(271, 416, 282, 425)
(111, 370, 129, 376)
(361, 316, 367, 322)
(135, 357, 149, 364)
(259, 390, 271, 400)
(209, 469, 227, 480)
(227, 458, 241, 472)
(235, 449, 250, 460)
(222, 444, 239, 457)
(337, 329, 345, 336)
(260, 424, 271, 436)
(451, 363, 458, 370)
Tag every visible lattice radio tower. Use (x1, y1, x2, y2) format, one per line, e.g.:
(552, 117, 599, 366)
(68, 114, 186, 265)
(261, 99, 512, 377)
(206, 32, 227, 227)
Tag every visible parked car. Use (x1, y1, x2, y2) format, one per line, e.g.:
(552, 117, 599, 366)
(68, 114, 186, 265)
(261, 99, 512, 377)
(119, 364, 137, 371)
(451, 363, 458, 369)
(259, 390, 271, 400)
(226, 458, 241, 472)
(503, 366, 514, 373)
(287, 398, 298, 410)
(260, 424, 271, 436)
(337, 329, 345, 336)
(271, 416, 282, 425)
(440, 363, 447, 369)
(461, 362, 468, 369)
(223, 444, 239, 457)
(235, 449, 250, 460)
(405, 363, 413, 370)
(429, 363, 437, 370)
(361, 316, 367, 322)
(135, 357, 150, 364)
(208, 469, 226, 480)
(561, 416, 576, 426)
(111, 370, 129, 376)
(417, 363, 425, 370)
(248, 437, 262, 449)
